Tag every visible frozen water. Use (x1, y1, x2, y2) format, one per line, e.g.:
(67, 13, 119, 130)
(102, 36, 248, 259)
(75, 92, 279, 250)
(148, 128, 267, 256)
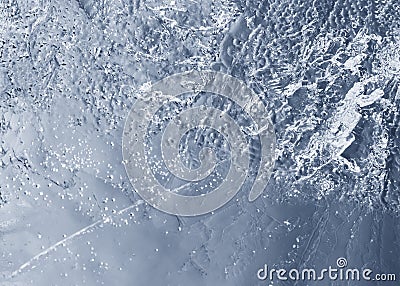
(0, 0, 399, 285)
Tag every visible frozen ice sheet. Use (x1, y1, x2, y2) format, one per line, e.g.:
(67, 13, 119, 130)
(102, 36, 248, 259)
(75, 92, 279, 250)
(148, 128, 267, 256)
(0, 0, 399, 285)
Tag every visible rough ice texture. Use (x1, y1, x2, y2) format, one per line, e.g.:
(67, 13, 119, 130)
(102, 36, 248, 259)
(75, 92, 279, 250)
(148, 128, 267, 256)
(0, 0, 399, 285)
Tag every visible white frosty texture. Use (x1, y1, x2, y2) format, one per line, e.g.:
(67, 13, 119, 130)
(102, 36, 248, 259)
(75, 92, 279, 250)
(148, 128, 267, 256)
(0, 0, 399, 285)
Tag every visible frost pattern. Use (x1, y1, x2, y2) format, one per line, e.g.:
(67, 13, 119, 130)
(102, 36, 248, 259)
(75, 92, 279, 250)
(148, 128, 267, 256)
(0, 0, 399, 285)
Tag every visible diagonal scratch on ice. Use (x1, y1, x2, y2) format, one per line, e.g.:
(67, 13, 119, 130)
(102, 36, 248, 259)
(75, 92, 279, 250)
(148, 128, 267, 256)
(10, 200, 144, 279)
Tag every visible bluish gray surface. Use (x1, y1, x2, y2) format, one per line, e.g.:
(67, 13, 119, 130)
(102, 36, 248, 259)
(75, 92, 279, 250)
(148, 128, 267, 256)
(0, 0, 399, 285)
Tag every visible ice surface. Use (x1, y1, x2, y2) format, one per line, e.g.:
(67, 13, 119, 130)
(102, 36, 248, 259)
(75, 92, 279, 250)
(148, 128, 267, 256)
(0, 0, 399, 285)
